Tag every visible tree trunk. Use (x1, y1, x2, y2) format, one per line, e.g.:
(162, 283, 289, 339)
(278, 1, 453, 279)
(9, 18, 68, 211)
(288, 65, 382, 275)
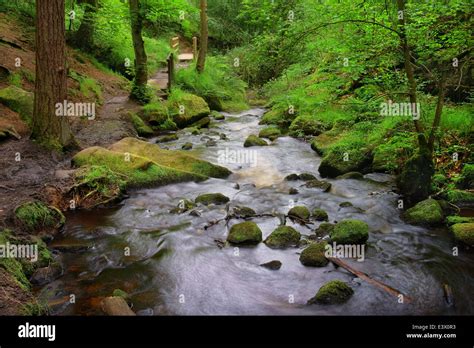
(428, 75, 446, 152)
(32, 0, 75, 149)
(396, 0, 425, 137)
(74, 0, 98, 52)
(129, 0, 148, 88)
(196, 0, 208, 73)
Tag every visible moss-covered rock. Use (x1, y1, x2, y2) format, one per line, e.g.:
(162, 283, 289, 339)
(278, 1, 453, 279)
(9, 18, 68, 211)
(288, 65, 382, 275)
(227, 221, 262, 244)
(168, 92, 210, 128)
(330, 219, 369, 244)
(304, 179, 332, 192)
(446, 216, 474, 226)
(299, 173, 317, 181)
(108, 137, 231, 179)
(156, 133, 179, 143)
(232, 206, 256, 218)
(210, 110, 225, 120)
(181, 142, 193, 150)
(264, 226, 301, 248)
(141, 102, 169, 126)
(339, 201, 353, 208)
(244, 135, 268, 147)
(288, 206, 310, 220)
(260, 260, 282, 270)
(129, 113, 154, 137)
(397, 138, 434, 205)
(170, 199, 196, 214)
(0, 86, 33, 124)
(456, 164, 474, 190)
(72, 146, 206, 188)
(403, 199, 444, 226)
(0, 230, 31, 291)
(289, 116, 328, 137)
(195, 193, 230, 206)
(319, 149, 373, 178)
(284, 173, 300, 181)
(312, 208, 329, 221)
(190, 116, 210, 129)
(450, 223, 474, 246)
(14, 201, 65, 233)
(259, 127, 281, 141)
(308, 280, 354, 304)
(299, 242, 329, 267)
(112, 288, 130, 300)
(315, 222, 335, 236)
(336, 172, 364, 180)
(445, 189, 474, 205)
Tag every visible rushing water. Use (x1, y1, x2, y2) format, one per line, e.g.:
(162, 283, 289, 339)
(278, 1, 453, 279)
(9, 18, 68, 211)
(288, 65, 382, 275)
(38, 108, 474, 315)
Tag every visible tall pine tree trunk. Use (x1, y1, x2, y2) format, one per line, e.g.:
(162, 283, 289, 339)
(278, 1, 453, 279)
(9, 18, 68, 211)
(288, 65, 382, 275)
(129, 0, 148, 98)
(74, 0, 98, 52)
(196, 0, 208, 73)
(32, 0, 74, 149)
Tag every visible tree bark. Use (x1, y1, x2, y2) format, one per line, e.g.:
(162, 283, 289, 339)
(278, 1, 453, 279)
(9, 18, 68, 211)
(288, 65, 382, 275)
(428, 75, 446, 152)
(396, 0, 425, 137)
(32, 0, 75, 149)
(196, 0, 208, 73)
(129, 0, 148, 87)
(74, 0, 98, 52)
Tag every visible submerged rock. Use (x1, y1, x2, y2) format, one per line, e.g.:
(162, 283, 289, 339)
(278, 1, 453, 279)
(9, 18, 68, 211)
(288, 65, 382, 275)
(244, 135, 268, 147)
(312, 208, 329, 222)
(403, 198, 443, 226)
(227, 221, 262, 244)
(233, 206, 256, 218)
(299, 242, 329, 267)
(450, 223, 474, 246)
(315, 222, 335, 237)
(195, 193, 230, 206)
(264, 226, 301, 248)
(101, 296, 135, 316)
(260, 260, 282, 270)
(299, 173, 317, 181)
(289, 187, 299, 195)
(308, 280, 354, 304)
(339, 201, 353, 208)
(30, 263, 63, 286)
(336, 172, 364, 180)
(288, 206, 310, 220)
(285, 173, 300, 181)
(181, 142, 193, 150)
(330, 219, 369, 244)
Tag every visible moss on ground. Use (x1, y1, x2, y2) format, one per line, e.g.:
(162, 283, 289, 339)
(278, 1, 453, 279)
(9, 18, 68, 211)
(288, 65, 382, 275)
(14, 201, 65, 233)
(0, 86, 33, 125)
(130, 113, 154, 137)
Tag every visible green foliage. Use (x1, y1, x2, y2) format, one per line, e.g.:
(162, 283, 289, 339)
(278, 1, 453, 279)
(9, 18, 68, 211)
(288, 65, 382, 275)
(69, 70, 103, 102)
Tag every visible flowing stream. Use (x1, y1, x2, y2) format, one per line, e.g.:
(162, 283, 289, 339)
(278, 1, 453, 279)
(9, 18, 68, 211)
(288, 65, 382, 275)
(38, 108, 474, 315)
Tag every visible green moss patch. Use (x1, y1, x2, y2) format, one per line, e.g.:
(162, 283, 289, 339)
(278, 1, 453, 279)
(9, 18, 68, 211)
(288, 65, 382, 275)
(330, 219, 369, 244)
(227, 221, 262, 245)
(264, 226, 301, 248)
(308, 280, 354, 304)
(299, 242, 329, 267)
(450, 223, 474, 246)
(14, 201, 65, 233)
(244, 135, 268, 147)
(403, 199, 444, 226)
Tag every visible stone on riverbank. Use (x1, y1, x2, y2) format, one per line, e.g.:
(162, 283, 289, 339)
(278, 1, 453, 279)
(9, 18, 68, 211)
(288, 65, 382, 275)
(403, 198, 444, 226)
(450, 223, 474, 246)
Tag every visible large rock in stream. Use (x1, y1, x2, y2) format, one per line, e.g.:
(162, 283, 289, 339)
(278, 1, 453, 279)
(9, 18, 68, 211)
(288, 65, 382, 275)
(318, 149, 373, 178)
(264, 226, 301, 248)
(227, 221, 262, 245)
(308, 280, 354, 305)
(329, 219, 369, 244)
(167, 92, 210, 128)
(403, 198, 444, 226)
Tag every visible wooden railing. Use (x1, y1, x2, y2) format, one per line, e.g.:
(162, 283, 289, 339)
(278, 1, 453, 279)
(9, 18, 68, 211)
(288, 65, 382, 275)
(166, 36, 197, 92)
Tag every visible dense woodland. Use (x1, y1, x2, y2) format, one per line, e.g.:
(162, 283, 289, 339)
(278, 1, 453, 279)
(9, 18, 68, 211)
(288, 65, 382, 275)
(0, 0, 472, 316)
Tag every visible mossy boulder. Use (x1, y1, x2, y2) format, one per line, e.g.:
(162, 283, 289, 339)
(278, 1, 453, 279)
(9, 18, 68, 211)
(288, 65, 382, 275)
(170, 199, 196, 214)
(260, 260, 282, 270)
(319, 149, 373, 178)
(190, 116, 210, 129)
(397, 138, 434, 205)
(0, 230, 31, 290)
(450, 223, 474, 246)
(330, 219, 369, 244)
(264, 226, 301, 248)
(339, 201, 353, 208)
(72, 146, 206, 188)
(312, 208, 329, 221)
(444, 189, 474, 205)
(181, 142, 193, 150)
(156, 133, 179, 143)
(227, 221, 262, 244)
(299, 173, 317, 181)
(304, 179, 332, 192)
(285, 173, 300, 181)
(403, 199, 444, 226)
(168, 92, 210, 128)
(129, 113, 153, 137)
(288, 206, 310, 220)
(446, 216, 474, 226)
(299, 242, 329, 267)
(308, 280, 354, 304)
(289, 116, 328, 137)
(244, 135, 268, 147)
(109, 137, 231, 179)
(195, 193, 230, 206)
(232, 206, 256, 218)
(258, 127, 281, 141)
(456, 164, 474, 190)
(14, 201, 65, 233)
(210, 110, 225, 120)
(0, 86, 33, 124)
(336, 172, 364, 180)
